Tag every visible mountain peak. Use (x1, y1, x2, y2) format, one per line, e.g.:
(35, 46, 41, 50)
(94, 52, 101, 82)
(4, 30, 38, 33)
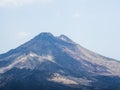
(58, 34, 74, 44)
(36, 32, 54, 38)
(39, 32, 53, 37)
(33, 32, 54, 41)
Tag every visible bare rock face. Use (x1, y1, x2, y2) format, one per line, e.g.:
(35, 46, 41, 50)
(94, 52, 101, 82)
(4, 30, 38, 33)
(0, 32, 120, 90)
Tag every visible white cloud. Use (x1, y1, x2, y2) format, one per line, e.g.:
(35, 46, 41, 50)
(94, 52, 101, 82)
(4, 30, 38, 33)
(0, 0, 51, 7)
(16, 31, 31, 39)
(73, 13, 81, 18)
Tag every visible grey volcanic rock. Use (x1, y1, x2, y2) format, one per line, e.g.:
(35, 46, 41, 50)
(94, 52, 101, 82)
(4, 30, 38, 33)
(0, 32, 120, 90)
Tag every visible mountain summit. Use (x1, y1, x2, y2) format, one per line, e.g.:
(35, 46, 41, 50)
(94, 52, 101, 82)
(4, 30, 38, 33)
(0, 32, 120, 90)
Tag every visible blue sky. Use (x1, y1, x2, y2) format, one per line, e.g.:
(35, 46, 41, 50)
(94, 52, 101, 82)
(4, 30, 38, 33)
(0, 0, 120, 60)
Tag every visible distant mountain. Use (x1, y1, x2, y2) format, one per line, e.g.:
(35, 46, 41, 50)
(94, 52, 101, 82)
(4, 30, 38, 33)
(0, 32, 120, 90)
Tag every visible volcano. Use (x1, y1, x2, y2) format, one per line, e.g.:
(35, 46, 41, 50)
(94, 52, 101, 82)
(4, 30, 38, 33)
(0, 32, 120, 90)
